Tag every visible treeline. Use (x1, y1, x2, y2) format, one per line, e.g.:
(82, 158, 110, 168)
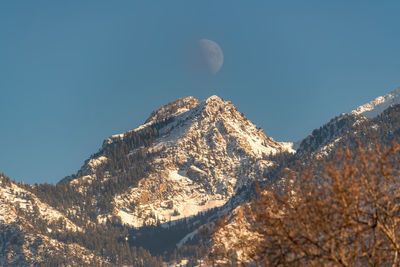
(131, 207, 220, 256)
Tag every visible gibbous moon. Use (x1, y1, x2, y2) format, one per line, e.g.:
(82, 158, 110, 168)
(190, 39, 224, 75)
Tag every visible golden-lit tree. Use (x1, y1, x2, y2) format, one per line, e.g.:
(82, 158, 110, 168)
(210, 143, 400, 266)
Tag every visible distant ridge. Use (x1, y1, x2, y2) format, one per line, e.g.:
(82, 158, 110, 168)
(352, 86, 400, 118)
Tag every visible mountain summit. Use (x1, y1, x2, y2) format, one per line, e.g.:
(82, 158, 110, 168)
(65, 95, 294, 227)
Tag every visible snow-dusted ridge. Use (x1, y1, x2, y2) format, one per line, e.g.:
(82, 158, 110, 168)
(0, 178, 80, 232)
(106, 96, 200, 144)
(352, 86, 400, 118)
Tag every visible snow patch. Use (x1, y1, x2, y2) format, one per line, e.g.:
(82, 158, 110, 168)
(279, 142, 296, 153)
(113, 170, 226, 227)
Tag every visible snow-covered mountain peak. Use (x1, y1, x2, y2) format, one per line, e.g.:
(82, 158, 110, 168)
(106, 95, 237, 145)
(351, 86, 400, 118)
(64, 95, 294, 227)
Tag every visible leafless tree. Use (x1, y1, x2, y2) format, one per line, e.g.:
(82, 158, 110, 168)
(209, 143, 400, 266)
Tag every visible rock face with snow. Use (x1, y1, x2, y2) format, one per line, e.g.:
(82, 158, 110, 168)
(65, 95, 294, 227)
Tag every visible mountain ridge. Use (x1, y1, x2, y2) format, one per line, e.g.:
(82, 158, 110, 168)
(352, 86, 400, 118)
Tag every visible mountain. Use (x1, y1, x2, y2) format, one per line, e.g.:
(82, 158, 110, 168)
(0, 95, 294, 265)
(60, 95, 294, 227)
(3, 87, 400, 266)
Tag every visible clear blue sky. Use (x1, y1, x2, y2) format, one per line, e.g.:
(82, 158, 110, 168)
(1, 1, 400, 184)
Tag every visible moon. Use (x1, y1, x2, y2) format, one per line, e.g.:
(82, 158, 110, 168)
(191, 39, 224, 75)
